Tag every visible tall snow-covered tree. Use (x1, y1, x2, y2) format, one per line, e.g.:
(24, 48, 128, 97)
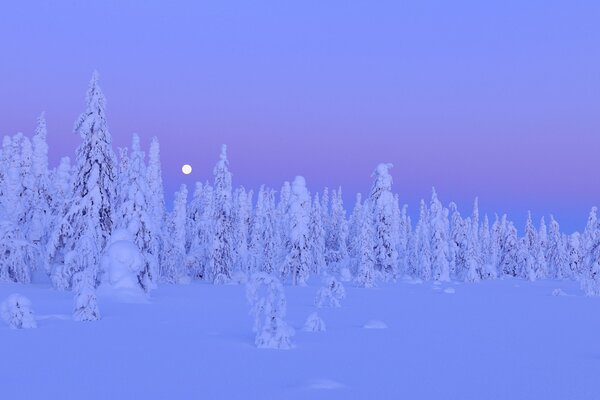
(282, 176, 311, 286)
(0, 218, 35, 283)
(210, 145, 235, 284)
(410, 199, 431, 280)
(232, 187, 252, 274)
(325, 188, 348, 268)
(248, 186, 279, 275)
(47, 72, 117, 290)
(547, 216, 569, 279)
(187, 183, 214, 279)
(429, 189, 451, 282)
(161, 184, 188, 283)
(355, 204, 376, 288)
(115, 134, 158, 291)
(581, 207, 600, 295)
(308, 192, 326, 275)
(369, 163, 398, 280)
(29, 112, 52, 248)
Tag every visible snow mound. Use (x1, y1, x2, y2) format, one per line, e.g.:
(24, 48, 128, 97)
(1, 294, 36, 329)
(307, 379, 346, 390)
(404, 276, 423, 285)
(339, 267, 352, 282)
(363, 320, 387, 329)
(552, 288, 567, 297)
(444, 287, 456, 294)
(100, 229, 144, 295)
(303, 312, 326, 332)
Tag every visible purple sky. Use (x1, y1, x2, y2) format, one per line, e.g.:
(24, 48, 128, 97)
(1, 1, 599, 232)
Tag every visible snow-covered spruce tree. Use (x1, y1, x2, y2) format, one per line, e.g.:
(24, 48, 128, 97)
(315, 275, 346, 308)
(465, 198, 484, 282)
(210, 145, 235, 284)
(248, 187, 279, 275)
(410, 199, 431, 280)
(308, 192, 326, 275)
(429, 188, 451, 282)
(581, 207, 600, 295)
(0, 218, 35, 283)
(397, 203, 411, 276)
(246, 272, 294, 349)
(522, 212, 545, 280)
(1, 294, 36, 329)
(449, 203, 468, 280)
(369, 163, 398, 280)
(161, 184, 188, 283)
(547, 216, 569, 279)
(115, 134, 158, 291)
(186, 182, 208, 278)
(47, 72, 117, 290)
(282, 176, 312, 286)
(115, 146, 129, 213)
(568, 232, 583, 279)
(480, 215, 497, 279)
(73, 266, 100, 322)
(277, 180, 292, 255)
(347, 193, 363, 262)
(354, 204, 376, 288)
(538, 216, 549, 275)
(28, 112, 52, 248)
(517, 236, 536, 281)
(232, 187, 251, 274)
(498, 216, 519, 277)
(325, 188, 348, 269)
(146, 136, 165, 271)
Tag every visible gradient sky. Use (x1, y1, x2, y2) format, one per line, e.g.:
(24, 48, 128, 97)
(0, 1, 599, 232)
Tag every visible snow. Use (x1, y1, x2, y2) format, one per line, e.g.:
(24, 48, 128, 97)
(363, 319, 388, 329)
(100, 229, 144, 293)
(1, 278, 599, 399)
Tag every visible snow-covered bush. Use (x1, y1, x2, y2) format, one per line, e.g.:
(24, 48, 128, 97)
(1, 294, 36, 329)
(246, 273, 294, 349)
(315, 276, 346, 308)
(303, 312, 326, 332)
(552, 288, 567, 297)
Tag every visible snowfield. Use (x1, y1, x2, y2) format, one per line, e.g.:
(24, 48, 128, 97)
(2, 278, 598, 400)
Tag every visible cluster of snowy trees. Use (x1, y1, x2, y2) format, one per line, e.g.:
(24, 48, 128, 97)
(2, 72, 600, 301)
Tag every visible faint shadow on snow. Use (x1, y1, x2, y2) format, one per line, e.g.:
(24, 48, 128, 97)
(36, 314, 71, 321)
(443, 287, 456, 294)
(96, 285, 150, 304)
(363, 320, 388, 329)
(307, 379, 346, 390)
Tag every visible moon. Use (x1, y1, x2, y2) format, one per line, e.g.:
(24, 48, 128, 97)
(181, 164, 192, 175)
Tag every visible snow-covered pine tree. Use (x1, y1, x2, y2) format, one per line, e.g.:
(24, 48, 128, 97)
(499, 217, 519, 277)
(480, 215, 497, 279)
(568, 232, 583, 279)
(29, 112, 52, 249)
(369, 163, 398, 280)
(47, 72, 117, 290)
(411, 199, 432, 280)
(429, 188, 451, 282)
(325, 187, 348, 269)
(210, 145, 234, 284)
(581, 207, 600, 295)
(308, 192, 326, 275)
(347, 193, 363, 263)
(547, 216, 569, 279)
(72, 266, 100, 322)
(355, 203, 376, 288)
(161, 184, 188, 283)
(115, 133, 158, 291)
(246, 272, 294, 349)
(232, 187, 251, 274)
(538, 216, 549, 276)
(146, 136, 165, 271)
(248, 186, 279, 275)
(449, 203, 468, 279)
(282, 176, 312, 286)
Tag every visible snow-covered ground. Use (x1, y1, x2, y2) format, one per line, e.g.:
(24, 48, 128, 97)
(1, 279, 598, 400)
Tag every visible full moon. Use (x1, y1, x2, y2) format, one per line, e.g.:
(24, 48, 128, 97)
(181, 164, 192, 175)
